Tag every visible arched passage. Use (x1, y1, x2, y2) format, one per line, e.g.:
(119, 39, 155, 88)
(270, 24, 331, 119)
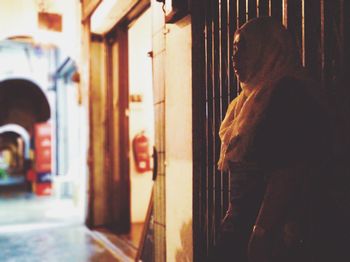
(0, 78, 51, 134)
(0, 124, 30, 159)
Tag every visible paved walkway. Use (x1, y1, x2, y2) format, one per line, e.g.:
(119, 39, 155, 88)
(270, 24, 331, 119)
(0, 190, 134, 261)
(0, 224, 121, 262)
(0, 193, 81, 226)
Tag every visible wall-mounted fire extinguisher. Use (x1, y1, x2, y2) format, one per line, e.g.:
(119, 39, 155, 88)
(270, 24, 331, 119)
(132, 131, 152, 173)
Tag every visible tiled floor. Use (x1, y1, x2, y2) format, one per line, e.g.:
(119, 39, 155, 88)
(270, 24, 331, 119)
(0, 189, 135, 261)
(94, 224, 143, 260)
(0, 193, 82, 226)
(0, 190, 123, 261)
(0, 224, 120, 262)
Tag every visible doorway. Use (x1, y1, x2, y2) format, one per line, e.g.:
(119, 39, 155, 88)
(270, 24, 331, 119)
(100, 7, 154, 253)
(127, 7, 154, 249)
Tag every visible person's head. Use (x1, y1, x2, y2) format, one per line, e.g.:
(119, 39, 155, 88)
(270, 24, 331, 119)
(232, 17, 300, 88)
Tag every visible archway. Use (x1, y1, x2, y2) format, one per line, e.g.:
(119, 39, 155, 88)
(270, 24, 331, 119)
(0, 78, 50, 134)
(0, 124, 30, 159)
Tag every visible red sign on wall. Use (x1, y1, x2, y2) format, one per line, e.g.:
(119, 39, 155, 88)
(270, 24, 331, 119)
(35, 122, 52, 173)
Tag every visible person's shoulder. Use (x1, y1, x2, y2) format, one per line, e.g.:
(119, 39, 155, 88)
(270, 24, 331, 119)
(227, 92, 244, 112)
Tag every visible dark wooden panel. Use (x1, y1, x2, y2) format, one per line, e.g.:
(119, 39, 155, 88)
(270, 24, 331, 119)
(271, 0, 283, 23)
(220, 0, 230, 219)
(192, 0, 207, 259)
(247, 0, 257, 19)
(287, 0, 302, 61)
(344, 0, 350, 77)
(235, 0, 244, 96)
(110, 26, 131, 233)
(323, 0, 339, 92)
(212, 0, 222, 246)
(304, 0, 322, 80)
(238, 0, 247, 27)
(229, 0, 239, 101)
(205, 0, 215, 252)
(258, 0, 269, 16)
(221, 0, 229, 116)
(339, 0, 350, 158)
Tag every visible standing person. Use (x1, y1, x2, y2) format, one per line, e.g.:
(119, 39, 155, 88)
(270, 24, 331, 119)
(215, 17, 331, 262)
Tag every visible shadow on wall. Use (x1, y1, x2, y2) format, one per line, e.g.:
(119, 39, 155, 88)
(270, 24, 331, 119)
(175, 219, 193, 262)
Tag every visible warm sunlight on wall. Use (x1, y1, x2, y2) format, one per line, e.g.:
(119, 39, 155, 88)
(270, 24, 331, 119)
(91, 0, 138, 34)
(165, 15, 193, 262)
(128, 9, 154, 223)
(0, 0, 81, 61)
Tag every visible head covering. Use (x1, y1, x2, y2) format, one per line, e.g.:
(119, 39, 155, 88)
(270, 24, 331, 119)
(218, 17, 304, 171)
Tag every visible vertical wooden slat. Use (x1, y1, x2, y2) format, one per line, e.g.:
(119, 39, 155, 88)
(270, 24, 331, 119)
(282, 0, 288, 26)
(221, 0, 229, 116)
(338, 0, 345, 73)
(301, 0, 305, 66)
(320, 0, 325, 86)
(229, 0, 239, 101)
(236, 0, 245, 94)
(202, 9, 209, 257)
(226, 0, 238, 219)
(228, 0, 239, 224)
(212, 0, 222, 245)
(205, 0, 214, 252)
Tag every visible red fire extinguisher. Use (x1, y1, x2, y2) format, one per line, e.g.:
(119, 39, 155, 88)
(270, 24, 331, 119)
(132, 131, 152, 173)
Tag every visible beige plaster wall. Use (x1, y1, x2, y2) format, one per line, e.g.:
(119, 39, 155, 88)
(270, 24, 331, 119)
(150, 1, 193, 260)
(128, 8, 154, 223)
(0, 0, 81, 61)
(165, 16, 193, 262)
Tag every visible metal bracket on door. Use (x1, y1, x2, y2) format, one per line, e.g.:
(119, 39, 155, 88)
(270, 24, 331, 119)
(152, 146, 158, 181)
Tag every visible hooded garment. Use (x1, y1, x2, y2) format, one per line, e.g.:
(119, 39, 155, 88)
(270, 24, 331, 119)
(218, 17, 306, 171)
